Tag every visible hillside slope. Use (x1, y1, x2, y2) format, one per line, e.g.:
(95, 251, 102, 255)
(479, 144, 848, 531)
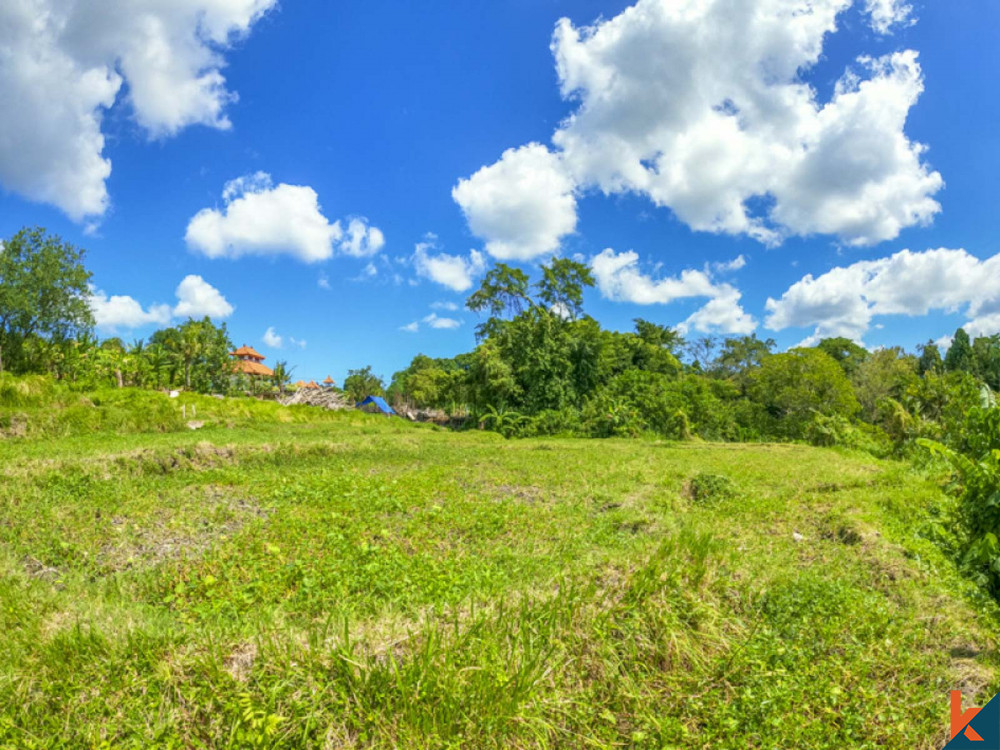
(0, 415, 997, 748)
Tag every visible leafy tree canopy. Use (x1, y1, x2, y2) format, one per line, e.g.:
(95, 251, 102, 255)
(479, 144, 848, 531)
(0, 227, 94, 374)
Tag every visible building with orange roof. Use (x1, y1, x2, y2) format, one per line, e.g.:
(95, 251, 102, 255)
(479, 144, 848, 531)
(322, 376, 336, 388)
(230, 344, 273, 377)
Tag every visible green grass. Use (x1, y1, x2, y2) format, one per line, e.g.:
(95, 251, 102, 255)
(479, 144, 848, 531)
(0, 401, 997, 747)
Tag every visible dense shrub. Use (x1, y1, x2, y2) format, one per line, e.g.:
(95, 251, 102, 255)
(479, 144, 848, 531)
(921, 407, 1000, 595)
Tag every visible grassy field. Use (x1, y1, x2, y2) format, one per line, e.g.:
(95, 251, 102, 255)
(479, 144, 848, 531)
(1, 405, 998, 748)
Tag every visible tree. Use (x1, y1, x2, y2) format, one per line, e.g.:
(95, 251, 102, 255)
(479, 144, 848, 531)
(466, 264, 532, 320)
(972, 335, 1000, 391)
(633, 319, 684, 356)
(685, 336, 718, 371)
(272, 360, 294, 394)
(816, 337, 869, 376)
(851, 346, 918, 421)
(148, 318, 233, 393)
(749, 348, 859, 438)
(0, 227, 94, 374)
(535, 258, 594, 320)
(945, 328, 974, 373)
(713, 334, 776, 381)
(917, 340, 943, 376)
(344, 366, 385, 403)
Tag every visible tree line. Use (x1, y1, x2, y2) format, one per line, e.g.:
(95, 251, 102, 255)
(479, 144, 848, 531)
(3, 226, 998, 452)
(0, 227, 299, 394)
(383, 259, 999, 453)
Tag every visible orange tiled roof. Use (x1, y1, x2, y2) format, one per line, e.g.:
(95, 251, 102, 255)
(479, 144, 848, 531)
(323, 376, 335, 384)
(233, 359, 273, 377)
(305, 380, 321, 389)
(231, 345, 265, 360)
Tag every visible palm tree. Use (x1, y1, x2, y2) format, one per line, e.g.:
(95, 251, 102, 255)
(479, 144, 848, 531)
(272, 360, 294, 395)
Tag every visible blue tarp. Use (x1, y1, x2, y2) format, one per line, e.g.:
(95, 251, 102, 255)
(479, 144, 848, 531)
(356, 395, 395, 415)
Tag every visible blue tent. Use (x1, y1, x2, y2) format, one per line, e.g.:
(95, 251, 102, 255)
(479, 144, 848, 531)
(356, 395, 395, 415)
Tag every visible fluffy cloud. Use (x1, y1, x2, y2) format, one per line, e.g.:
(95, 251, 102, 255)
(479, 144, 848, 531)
(430, 301, 460, 311)
(262, 326, 306, 348)
(865, 0, 914, 34)
(90, 274, 232, 331)
(186, 173, 385, 263)
(89, 292, 172, 331)
(339, 219, 386, 258)
(712, 255, 747, 273)
(400, 312, 463, 333)
(412, 239, 486, 292)
(0, 0, 275, 221)
(173, 274, 235, 319)
(262, 326, 283, 348)
(422, 313, 462, 330)
(678, 287, 757, 336)
(591, 248, 756, 334)
(452, 143, 577, 261)
(456, 0, 941, 250)
(765, 248, 1000, 343)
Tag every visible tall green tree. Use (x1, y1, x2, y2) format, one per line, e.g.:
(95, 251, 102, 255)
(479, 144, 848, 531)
(344, 366, 385, 403)
(945, 328, 974, 373)
(714, 334, 776, 381)
(851, 346, 918, 421)
(535, 258, 594, 320)
(816, 337, 869, 376)
(917, 340, 944, 376)
(272, 360, 294, 394)
(148, 318, 233, 393)
(972, 335, 1000, 390)
(466, 264, 532, 319)
(749, 348, 859, 438)
(0, 227, 93, 374)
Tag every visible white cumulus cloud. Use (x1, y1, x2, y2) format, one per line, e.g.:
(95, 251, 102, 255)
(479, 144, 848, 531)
(173, 274, 235, 319)
(412, 238, 486, 292)
(456, 0, 942, 250)
(0, 0, 275, 221)
(339, 218, 386, 258)
(186, 173, 371, 263)
(765, 248, 1000, 343)
(422, 313, 462, 330)
(90, 274, 233, 331)
(90, 291, 173, 331)
(452, 143, 577, 261)
(262, 326, 283, 348)
(591, 248, 756, 334)
(865, 0, 914, 34)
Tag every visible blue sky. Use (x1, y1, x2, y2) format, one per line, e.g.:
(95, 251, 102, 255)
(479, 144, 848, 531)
(1, 0, 998, 385)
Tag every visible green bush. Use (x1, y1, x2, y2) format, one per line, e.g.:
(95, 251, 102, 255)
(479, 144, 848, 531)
(921, 407, 1000, 595)
(687, 473, 739, 504)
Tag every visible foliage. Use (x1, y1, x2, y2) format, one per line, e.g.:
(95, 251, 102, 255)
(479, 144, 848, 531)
(921, 407, 1000, 595)
(466, 263, 532, 320)
(917, 340, 943, 376)
(148, 317, 235, 393)
(850, 347, 918, 422)
(0, 227, 94, 375)
(534, 258, 595, 320)
(816, 337, 869, 377)
(748, 348, 859, 439)
(344, 365, 385, 403)
(945, 327, 975, 373)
